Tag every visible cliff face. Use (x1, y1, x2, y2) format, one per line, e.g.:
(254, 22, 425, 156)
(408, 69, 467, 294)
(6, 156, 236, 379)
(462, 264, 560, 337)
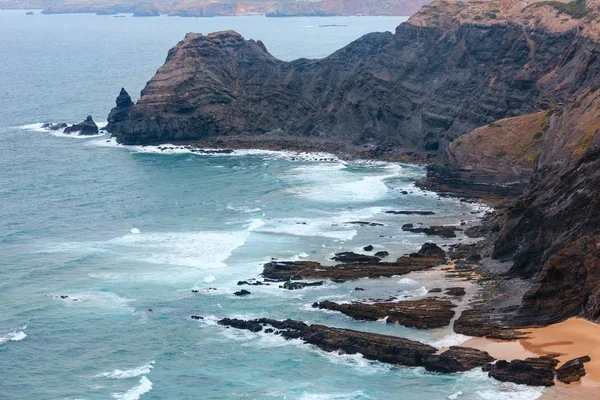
(492, 89, 600, 323)
(108, 0, 600, 154)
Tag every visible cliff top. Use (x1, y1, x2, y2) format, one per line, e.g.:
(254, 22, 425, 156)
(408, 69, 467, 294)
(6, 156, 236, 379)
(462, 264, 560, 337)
(409, 0, 600, 38)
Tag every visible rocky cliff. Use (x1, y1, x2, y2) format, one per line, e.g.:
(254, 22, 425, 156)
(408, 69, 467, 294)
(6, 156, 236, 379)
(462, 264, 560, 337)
(108, 0, 600, 156)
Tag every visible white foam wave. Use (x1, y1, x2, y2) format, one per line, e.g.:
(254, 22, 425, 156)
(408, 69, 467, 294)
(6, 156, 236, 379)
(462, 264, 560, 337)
(429, 333, 472, 348)
(254, 207, 381, 241)
(112, 376, 153, 400)
(87, 139, 340, 162)
(298, 391, 371, 400)
(448, 391, 463, 399)
(226, 204, 261, 213)
(287, 163, 405, 203)
(98, 361, 155, 379)
(476, 389, 543, 400)
(0, 328, 27, 344)
(203, 275, 216, 283)
(129, 228, 140, 234)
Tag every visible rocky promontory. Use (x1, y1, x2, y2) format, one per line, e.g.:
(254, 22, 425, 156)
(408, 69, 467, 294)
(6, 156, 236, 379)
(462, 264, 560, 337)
(108, 0, 600, 158)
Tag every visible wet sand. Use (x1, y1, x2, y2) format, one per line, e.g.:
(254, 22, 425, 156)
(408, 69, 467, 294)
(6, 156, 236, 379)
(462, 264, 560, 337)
(461, 317, 600, 397)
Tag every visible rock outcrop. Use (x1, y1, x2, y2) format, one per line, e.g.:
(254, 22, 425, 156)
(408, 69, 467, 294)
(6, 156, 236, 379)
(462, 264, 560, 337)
(64, 115, 98, 135)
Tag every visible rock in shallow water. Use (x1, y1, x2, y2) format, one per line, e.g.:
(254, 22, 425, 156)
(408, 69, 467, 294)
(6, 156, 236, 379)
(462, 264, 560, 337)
(556, 356, 591, 384)
(313, 298, 457, 329)
(64, 115, 98, 135)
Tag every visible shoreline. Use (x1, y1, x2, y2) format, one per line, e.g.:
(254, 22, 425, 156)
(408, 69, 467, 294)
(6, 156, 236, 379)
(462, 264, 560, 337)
(461, 318, 600, 396)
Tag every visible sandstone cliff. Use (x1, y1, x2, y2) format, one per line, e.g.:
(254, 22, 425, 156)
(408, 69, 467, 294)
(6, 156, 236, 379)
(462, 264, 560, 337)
(107, 0, 600, 156)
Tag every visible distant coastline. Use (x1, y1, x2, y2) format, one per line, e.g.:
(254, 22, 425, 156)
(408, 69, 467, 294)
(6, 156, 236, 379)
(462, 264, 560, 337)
(0, 0, 429, 17)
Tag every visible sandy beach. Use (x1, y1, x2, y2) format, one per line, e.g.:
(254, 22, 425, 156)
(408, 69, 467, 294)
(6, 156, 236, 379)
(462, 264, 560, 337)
(461, 318, 600, 397)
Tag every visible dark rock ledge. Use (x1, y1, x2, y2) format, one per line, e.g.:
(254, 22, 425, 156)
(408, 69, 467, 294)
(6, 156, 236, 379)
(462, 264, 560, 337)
(262, 243, 446, 281)
(312, 298, 456, 329)
(217, 318, 493, 373)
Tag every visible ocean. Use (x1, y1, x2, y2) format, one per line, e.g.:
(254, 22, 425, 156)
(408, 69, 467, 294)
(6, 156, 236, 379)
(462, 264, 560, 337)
(0, 10, 542, 400)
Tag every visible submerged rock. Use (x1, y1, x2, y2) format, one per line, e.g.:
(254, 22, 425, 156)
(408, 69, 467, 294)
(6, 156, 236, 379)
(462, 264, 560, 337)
(41, 122, 67, 131)
(402, 225, 461, 238)
(282, 281, 324, 290)
(331, 252, 380, 263)
(233, 289, 251, 297)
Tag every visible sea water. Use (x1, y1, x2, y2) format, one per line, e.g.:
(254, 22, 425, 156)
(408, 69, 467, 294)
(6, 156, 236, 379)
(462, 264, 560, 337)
(0, 10, 543, 400)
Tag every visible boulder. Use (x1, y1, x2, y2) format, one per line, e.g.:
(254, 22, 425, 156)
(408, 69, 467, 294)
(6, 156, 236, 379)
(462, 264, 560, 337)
(556, 356, 591, 384)
(331, 252, 380, 263)
(233, 289, 251, 296)
(483, 356, 559, 386)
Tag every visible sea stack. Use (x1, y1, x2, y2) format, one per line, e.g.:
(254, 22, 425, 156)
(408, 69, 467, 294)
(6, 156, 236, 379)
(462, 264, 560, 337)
(106, 88, 134, 132)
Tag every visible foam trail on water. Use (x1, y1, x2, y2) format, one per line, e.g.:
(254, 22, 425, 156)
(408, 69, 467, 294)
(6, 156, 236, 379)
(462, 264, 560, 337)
(0, 327, 27, 344)
(112, 376, 153, 400)
(97, 361, 155, 379)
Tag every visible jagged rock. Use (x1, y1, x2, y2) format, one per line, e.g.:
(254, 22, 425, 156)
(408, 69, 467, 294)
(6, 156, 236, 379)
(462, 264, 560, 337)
(363, 245, 374, 252)
(64, 116, 98, 135)
(331, 252, 380, 263)
(282, 281, 324, 290)
(483, 356, 560, 387)
(191, 315, 204, 320)
(233, 289, 251, 296)
(556, 356, 591, 384)
(402, 225, 461, 238)
(428, 288, 442, 293)
(314, 298, 456, 329)
(262, 243, 446, 281)
(374, 251, 389, 258)
(107, 88, 134, 131)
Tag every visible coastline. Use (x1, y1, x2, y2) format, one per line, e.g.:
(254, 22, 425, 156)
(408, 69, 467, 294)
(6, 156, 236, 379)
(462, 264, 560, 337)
(461, 318, 600, 396)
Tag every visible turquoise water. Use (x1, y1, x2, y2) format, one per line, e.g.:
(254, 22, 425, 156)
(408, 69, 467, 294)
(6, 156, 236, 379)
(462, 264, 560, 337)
(0, 11, 542, 400)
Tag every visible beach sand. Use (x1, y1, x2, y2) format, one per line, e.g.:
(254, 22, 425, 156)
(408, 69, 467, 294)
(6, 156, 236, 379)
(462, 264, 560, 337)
(461, 317, 600, 398)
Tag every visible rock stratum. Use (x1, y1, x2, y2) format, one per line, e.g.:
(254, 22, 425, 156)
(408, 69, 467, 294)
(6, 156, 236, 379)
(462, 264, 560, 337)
(0, 0, 430, 17)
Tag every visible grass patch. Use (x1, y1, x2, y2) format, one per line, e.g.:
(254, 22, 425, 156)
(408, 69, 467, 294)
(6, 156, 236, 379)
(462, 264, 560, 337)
(545, 109, 554, 117)
(488, 122, 502, 128)
(484, 12, 497, 19)
(531, 0, 589, 19)
(496, 150, 508, 158)
(533, 131, 544, 140)
(455, 139, 463, 146)
(591, 83, 600, 92)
